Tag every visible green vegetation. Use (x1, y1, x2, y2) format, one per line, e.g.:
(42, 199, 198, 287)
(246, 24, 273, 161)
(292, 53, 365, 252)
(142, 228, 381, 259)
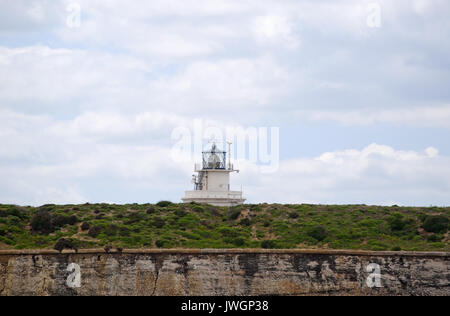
(0, 203, 448, 251)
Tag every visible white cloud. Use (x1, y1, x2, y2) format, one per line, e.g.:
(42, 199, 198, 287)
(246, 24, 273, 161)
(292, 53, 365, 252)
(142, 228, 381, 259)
(0, 1, 449, 206)
(240, 143, 450, 206)
(295, 105, 450, 127)
(253, 15, 299, 48)
(0, 46, 289, 119)
(1, 110, 448, 206)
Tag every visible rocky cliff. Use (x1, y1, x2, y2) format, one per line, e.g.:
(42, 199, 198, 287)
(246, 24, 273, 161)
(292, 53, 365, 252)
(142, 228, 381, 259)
(0, 249, 448, 296)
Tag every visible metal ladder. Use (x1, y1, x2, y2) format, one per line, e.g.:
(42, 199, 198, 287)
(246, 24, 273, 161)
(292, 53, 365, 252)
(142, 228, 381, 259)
(197, 171, 205, 190)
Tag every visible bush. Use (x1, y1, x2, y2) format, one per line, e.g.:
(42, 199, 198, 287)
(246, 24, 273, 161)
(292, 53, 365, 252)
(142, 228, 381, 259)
(175, 209, 187, 217)
(250, 205, 263, 212)
(427, 234, 442, 242)
(391, 246, 402, 251)
(155, 239, 165, 248)
(51, 214, 78, 228)
(30, 210, 54, 234)
(388, 213, 407, 231)
(422, 215, 449, 234)
(88, 226, 102, 238)
(307, 226, 328, 242)
(54, 238, 78, 253)
(232, 237, 245, 247)
(191, 206, 204, 213)
(67, 215, 78, 225)
(146, 206, 156, 214)
(51, 215, 67, 227)
(124, 212, 144, 225)
(156, 201, 172, 207)
(229, 209, 241, 220)
(81, 222, 90, 231)
(152, 217, 165, 228)
(119, 227, 131, 236)
(104, 224, 118, 236)
(7, 208, 23, 219)
(239, 218, 251, 226)
(261, 240, 277, 249)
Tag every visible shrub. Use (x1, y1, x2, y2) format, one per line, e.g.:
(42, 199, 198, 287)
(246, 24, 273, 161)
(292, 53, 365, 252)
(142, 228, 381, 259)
(207, 207, 221, 217)
(119, 227, 131, 236)
(155, 239, 165, 248)
(175, 209, 187, 217)
(51, 214, 78, 228)
(152, 217, 165, 228)
(8, 216, 20, 225)
(239, 218, 251, 226)
(104, 224, 118, 236)
(388, 213, 407, 231)
(146, 206, 156, 214)
(250, 205, 263, 212)
(51, 215, 67, 227)
(422, 215, 449, 234)
(80, 222, 90, 231)
(219, 227, 240, 238)
(289, 212, 299, 219)
(307, 226, 328, 242)
(229, 209, 241, 220)
(7, 208, 23, 219)
(232, 237, 245, 247)
(54, 238, 78, 253)
(191, 206, 204, 213)
(124, 212, 144, 225)
(67, 215, 78, 225)
(261, 240, 277, 249)
(88, 226, 102, 238)
(392, 246, 402, 251)
(427, 234, 442, 242)
(156, 201, 172, 207)
(30, 210, 54, 234)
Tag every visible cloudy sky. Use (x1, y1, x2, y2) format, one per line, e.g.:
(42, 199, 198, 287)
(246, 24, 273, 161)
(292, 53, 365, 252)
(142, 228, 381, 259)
(1, 0, 449, 206)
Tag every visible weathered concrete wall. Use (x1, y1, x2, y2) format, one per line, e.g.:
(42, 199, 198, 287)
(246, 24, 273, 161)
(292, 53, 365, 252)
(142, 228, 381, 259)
(0, 249, 448, 296)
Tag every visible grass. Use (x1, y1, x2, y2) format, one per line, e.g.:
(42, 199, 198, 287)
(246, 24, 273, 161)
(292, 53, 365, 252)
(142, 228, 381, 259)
(0, 203, 448, 251)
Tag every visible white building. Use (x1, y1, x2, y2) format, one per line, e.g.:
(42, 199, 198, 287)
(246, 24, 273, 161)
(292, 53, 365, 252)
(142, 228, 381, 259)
(182, 143, 245, 206)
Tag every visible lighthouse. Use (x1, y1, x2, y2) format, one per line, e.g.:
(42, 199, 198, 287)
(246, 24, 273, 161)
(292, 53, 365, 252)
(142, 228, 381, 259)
(182, 142, 245, 206)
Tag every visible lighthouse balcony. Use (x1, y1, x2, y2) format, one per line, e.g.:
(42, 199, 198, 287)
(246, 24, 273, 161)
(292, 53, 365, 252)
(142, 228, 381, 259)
(194, 163, 235, 172)
(182, 190, 245, 207)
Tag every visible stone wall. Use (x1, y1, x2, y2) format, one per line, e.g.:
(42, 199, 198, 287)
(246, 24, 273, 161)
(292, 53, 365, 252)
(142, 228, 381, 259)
(0, 249, 448, 296)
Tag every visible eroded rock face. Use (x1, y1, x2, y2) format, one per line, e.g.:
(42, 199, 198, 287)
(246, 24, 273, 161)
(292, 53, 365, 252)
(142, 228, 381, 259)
(0, 251, 448, 296)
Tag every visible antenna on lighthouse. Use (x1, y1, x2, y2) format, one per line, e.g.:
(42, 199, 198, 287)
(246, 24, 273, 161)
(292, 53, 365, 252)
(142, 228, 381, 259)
(226, 140, 232, 170)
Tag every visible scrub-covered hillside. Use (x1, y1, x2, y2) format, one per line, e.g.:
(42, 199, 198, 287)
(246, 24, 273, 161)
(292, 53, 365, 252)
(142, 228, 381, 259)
(0, 202, 448, 251)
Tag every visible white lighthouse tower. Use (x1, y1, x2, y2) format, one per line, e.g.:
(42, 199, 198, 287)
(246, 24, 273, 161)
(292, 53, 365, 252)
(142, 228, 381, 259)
(182, 142, 245, 206)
